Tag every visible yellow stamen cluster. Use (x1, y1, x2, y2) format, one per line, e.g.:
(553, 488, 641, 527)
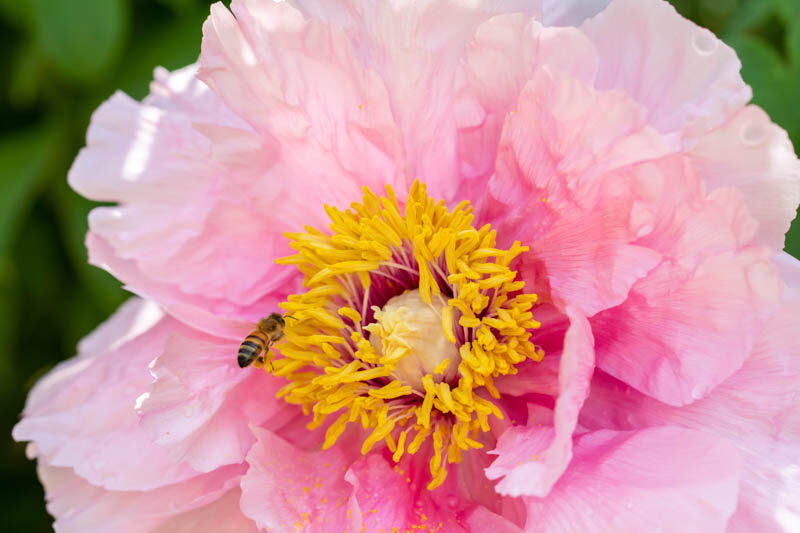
(270, 181, 542, 489)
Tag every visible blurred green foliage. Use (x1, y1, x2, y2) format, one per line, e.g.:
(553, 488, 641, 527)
(0, 0, 798, 530)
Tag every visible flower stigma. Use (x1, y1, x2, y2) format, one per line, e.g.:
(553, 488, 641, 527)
(267, 181, 543, 490)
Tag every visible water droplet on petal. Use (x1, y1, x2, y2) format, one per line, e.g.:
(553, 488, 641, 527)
(184, 406, 194, 418)
(740, 121, 767, 146)
(690, 385, 705, 400)
(692, 29, 718, 55)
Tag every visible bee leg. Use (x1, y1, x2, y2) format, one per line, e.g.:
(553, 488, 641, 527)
(263, 349, 275, 372)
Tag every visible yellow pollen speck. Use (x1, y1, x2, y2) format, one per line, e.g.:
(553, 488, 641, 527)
(268, 180, 543, 490)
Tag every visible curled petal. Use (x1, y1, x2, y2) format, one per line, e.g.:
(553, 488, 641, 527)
(486, 306, 594, 497)
(13, 300, 199, 491)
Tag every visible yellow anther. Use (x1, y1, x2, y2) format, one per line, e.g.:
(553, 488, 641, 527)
(434, 358, 451, 376)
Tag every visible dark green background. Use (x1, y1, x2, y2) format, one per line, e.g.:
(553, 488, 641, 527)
(1, 0, 798, 530)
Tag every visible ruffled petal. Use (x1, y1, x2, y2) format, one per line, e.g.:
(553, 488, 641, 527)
(457, 14, 599, 201)
(13, 299, 199, 491)
(71, 65, 303, 328)
(541, 0, 610, 27)
(199, 0, 406, 197)
(591, 157, 782, 406)
(486, 307, 594, 497)
(485, 69, 669, 316)
(239, 426, 355, 530)
(581, 0, 751, 136)
(151, 489, 258, 533)
(523, 426, 742, 532)
(581, 295, 800, 531)
(136, 333, 286, 473)
(686, 105, 800, 250)
(286, 0, 541, 205)
(39, 463, 243, 533)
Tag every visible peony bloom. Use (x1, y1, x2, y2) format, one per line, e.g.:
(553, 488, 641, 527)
(14, 0, 800, 531)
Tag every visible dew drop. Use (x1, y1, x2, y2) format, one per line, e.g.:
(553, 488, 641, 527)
(740, 121, 767, 146)
(184, 406, 194, 418)
(692, 29, 718, 55)
(690, 385, 705, 400)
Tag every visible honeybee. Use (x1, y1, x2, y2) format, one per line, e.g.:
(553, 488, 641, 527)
(237, 313, 288, 369)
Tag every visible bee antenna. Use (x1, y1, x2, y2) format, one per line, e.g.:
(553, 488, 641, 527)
(283, 314, 299, 321)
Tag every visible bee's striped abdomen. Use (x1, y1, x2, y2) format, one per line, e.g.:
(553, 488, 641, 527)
(238, 331, 267, 368)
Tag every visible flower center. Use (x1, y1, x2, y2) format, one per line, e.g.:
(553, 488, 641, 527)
(266, 181, 543, 489)
(366, 289, 460, 391)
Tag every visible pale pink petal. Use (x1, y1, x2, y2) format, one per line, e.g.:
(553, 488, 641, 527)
(523, 426, 742, 532)
(686, 105, 800, 250)
(457, 15, 599, 198)
(199, 0, 406, 197)
(13, 299, 199, 491)
(581, 295, 800, 531)
(152, 489, 258, 533)
(581, 0, 751, 136)
(86, 233, 281, 339)
(136, 333, 285, 473)
(39, 463, 243, 533)
(776, 251, 800, 295)
(484, 69, 669, 316)
(590, 157, 782, 406)
(239, 426, 355, 531)
(285, 0, 540, 205)
(541, 0, 610, 27)
(486, 307, 594, 497)
(71, 65, 303, 328)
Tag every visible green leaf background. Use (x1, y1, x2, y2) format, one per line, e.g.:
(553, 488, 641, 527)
(0, 0, 797, 529)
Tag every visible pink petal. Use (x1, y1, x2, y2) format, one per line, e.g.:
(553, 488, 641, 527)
(136, 332, 286, 473)
(464, 506, 524, 533)
(199, 0, 406, 198)
(152, 489, 258, 533)
(345, 451, 525, 533)
(86, 233, 279, 339)
(486, 306, 594, 497)
(686, 105, 800, 250)
(581, 292, 800, 531)
(13, 299, 198, 491)
(524, 426, 742, 532)
(484, 68, 669, 316)
(541, 0, 610, 27)
(591, 157, 782, 406)
(239, 426, 355, 531)
(71, 65, 303, 328)
(284, 0, 541, 206)
(581, 0, 751, 136)
(39, 463, 243, 533)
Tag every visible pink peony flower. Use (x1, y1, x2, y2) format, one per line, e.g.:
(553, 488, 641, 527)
(14, 0, 800, 531)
